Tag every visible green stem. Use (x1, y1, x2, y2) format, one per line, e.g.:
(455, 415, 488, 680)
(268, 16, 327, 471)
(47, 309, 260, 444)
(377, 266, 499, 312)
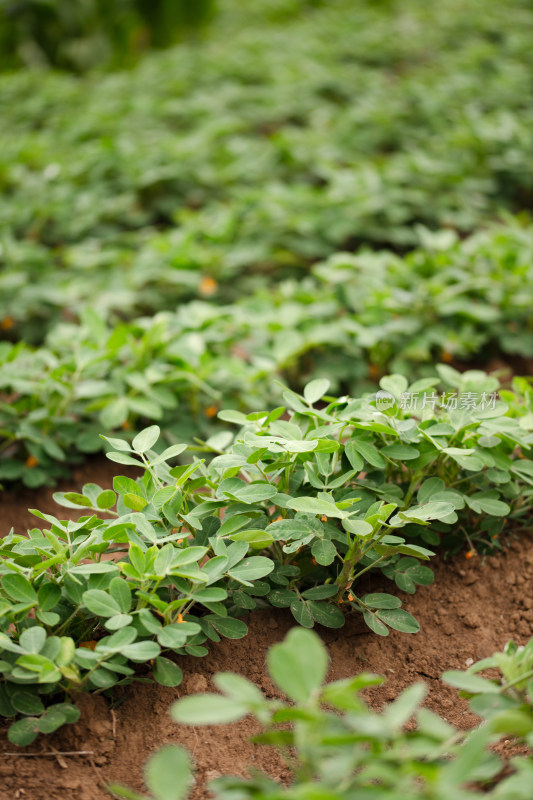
(55, 606, 82, 636)
(403, 473, 421, 507)
(334, 522, 391, 600)
(351, 553, 389, 582)
(77, 656, 108, 691)
(501, 669, 533, 692)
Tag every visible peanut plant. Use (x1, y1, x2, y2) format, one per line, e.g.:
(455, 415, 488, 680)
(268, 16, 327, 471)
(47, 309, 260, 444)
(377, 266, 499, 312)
(1, 374, 532, 741)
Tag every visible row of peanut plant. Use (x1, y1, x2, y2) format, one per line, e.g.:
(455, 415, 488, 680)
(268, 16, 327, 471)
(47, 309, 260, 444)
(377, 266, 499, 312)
(2, 0, 533, 343)
(1, 372, 532, 742)
(2, 222, 533, 489)
(112, 628, 533, 800)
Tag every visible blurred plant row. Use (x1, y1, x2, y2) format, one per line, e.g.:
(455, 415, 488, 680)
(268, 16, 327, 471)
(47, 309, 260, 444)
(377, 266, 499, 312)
(0, 0, 532, 290)
(113, 627, 533, 800)
(2, 0, 533, 486)
(0, 0, 215, 72)
(1, 222, 533, 488)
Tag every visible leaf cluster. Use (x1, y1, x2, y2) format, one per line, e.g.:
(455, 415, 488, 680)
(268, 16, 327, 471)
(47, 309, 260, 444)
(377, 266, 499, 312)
(1, 0, 533, 336)
(1, 374, 532, 739)
(2, 239, 533, 488)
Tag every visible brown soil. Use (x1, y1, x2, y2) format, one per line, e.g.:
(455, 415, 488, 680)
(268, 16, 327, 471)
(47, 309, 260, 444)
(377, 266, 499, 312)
(1, 460, 532, 800)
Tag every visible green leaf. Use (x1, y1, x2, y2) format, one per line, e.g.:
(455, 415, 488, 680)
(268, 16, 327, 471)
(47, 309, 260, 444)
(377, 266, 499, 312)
(386, 558, 434, 594)
(214, 672, 264, 704)
(301, 585, 338, 600)
(269, 589, 298, 608)
(153, 657, 183, 687)
(399, 502, 454, 522)
(57, 638, 75, 667)
(380, 374, 408, 398)
(152, 486, 178, 508)
(51, 703, 80, 724)
(417, 478, 445, 504)
(172, 694, 247, 725)
(70, 563, 119, 575)
(144, 745, 192, 800)
(2, 574, 37, 604)
(267, 628, 328, 701)
(208, 617, 248, 639)
(228, 557, 274, 583)
(363, 593, 402, 610)
(311, 539, 337, 566)
(114, 476, 143, 496)
(154, 544, 174, 576)
(37, 583, 61, 612)
(347, 439, 386, 469)
(190, 588, 228, 605)
(37, 708, 68, 734)
(229, 483, 277, 504)
(343, 518, 374, 537)
(0, 633, 24, 654)
(384, 683, 427, 727)
(150, 444, 188, 466)
(286, 496, 347, 519)
(54, 492, 93, 508)
(344, 441, 364, 472)
(233, 591, 256, 610)
(8, 717, 38, 746)
(157, 625, 188, 649)
(218, 515, 251, 536)
(36, 610, 60, 627)
(217, 410, 248, 425)
(100, 398, 129, 429)
(229, 530, 274, 548)
(0, 686, 15, 716)
(11, 691, 45, 716)
(97, 490, 116, 510)
(469, 694, 516, 718)
(82, 589, 121, 618)
(290, 600, 314, 628)
(129, 397, 163, 420)
(132, 426, 160, 453)
(308, 601, 345, 629)
(90, 668, 118, 689)
(283, 439, 319, 453)
(488, 710, 533, 737)
(377, 608, 420, 633)
(303, 378, 330, 404)
(442, 671, 500, 694)
(381, 444, 420, 460)
(105, 614, 133, 630)
(109, 577, 132, 614)
(363, 611, 389, 636)
(100, 435, 131, 452)
(19, 626, 47, 654)
(123, 493, 148, 511)
(185, 646, 209, 658)
(95, 627, 137, 654)
(16, 653, 53, 673)
(121, 641, 161, 662)
(466, 495, 511, 517)
(106, 452, 144, 467)
(172, 547, 208, 567)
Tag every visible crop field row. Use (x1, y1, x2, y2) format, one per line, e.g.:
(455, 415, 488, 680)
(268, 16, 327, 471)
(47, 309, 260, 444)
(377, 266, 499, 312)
(1, 0, 533, 798)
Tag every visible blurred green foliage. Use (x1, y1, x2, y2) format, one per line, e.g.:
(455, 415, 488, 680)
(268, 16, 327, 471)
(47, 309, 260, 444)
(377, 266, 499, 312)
(0, 0, 215, 71)
(1, 0, 533, 485)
